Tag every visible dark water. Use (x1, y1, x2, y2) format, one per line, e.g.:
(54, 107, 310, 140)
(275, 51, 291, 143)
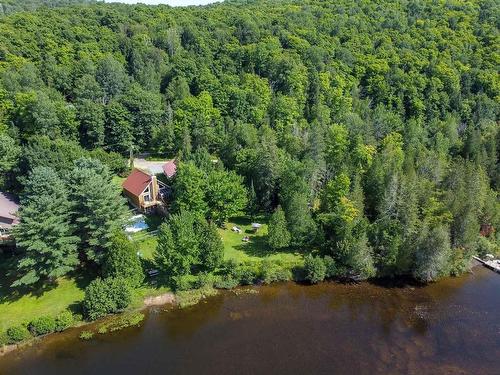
(1, 267, 499, 375)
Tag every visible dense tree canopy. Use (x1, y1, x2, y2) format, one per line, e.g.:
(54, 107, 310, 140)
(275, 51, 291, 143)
(0, 0, 498, 282)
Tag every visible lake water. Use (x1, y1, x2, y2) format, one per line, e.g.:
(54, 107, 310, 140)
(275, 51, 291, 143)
(0, 267, 499, 374)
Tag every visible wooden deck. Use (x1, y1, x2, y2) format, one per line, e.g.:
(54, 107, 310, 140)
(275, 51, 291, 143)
(473, 256, 500, 274)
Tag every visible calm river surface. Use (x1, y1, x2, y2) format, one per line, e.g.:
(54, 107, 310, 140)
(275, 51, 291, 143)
(0, 267, 499, 375)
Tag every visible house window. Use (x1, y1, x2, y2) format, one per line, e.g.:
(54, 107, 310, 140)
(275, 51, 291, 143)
(143, 185, 152, 202)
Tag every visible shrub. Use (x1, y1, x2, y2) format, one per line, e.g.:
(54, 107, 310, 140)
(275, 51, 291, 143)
(172, 274, 197, 291)
(323, 256, 338, 278)
(219, 260, 258, 285)
(260, 259, 292, 284)
(475, 236, 497, 258)
(55, 311, 74, 332)
(214, 276, 239, 289)
(6, 325, 31, 344)
(83, 277, 132, 321)
(0, 331, 9, 346)
(234, 264, 258, 285)
(83, 279, 116, 320)
(221, 259, 240, 277)
(304, 255, 326, 284)
(29, 316, 56, 336)
(103, 232, 144, 287)
(194, 272, 216, 288)
(448, 247, 473, 276)
(110, 278, 133, 310)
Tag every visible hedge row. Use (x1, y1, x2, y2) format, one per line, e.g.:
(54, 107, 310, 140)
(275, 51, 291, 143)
(0, 310, 75, 346)
(171, 258, 301, 292)
(171, 254, 352, 292)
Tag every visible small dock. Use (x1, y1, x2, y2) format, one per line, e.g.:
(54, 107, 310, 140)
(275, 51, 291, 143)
(473, 256, 500, 274)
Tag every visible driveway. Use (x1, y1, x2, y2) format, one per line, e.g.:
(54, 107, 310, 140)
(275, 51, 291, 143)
(133, 157, 171, 175)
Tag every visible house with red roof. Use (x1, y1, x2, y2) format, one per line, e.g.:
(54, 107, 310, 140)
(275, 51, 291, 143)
(122, 169, 169, 213)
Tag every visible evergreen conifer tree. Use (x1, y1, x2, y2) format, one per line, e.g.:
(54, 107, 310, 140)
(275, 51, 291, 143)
(268, 206, 291, 250)
(13, 167, 79, 286)
(67, 158, 128, 265)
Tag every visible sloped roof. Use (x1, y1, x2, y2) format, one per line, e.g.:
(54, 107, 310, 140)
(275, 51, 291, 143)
(122, 169, 153, 197)
(0, 191, 19, 223)
(162, 160, 177, 178)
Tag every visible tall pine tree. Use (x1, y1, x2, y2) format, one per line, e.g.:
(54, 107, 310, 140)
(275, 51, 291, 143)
(13, 167, 79, 286)
(268, 205, 291, 250)
(67, 158, 128, 265)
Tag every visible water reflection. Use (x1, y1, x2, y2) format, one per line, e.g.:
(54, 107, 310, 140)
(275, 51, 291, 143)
(0, 268, 499, 375)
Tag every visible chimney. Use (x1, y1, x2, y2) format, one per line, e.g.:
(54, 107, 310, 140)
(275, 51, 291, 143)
(151, 175, 158, 202)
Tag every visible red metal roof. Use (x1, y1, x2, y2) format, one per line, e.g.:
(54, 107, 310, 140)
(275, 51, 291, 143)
(162, 160, 177, 178)
(122, 169, 152, 197)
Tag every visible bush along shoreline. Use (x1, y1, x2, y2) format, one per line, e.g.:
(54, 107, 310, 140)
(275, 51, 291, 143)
(0, 255, 315, 351)
(1, 222, 487, 353)
(0, 252, 481, 352)
(0, 310, 79, 352)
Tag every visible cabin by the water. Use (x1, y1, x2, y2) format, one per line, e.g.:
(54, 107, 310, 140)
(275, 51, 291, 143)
(121, 160, 177, 214)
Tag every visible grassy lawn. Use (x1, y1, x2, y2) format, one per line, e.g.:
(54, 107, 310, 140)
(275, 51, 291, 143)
(220, 216, 303, 265)
(0, 214, 302, 333)
(129, 214, 303, 266)
(132, 233, 158, 259)
(129, 214, 163, 260)
(0, 254, 88, 331)
(0, 279, 85, 332)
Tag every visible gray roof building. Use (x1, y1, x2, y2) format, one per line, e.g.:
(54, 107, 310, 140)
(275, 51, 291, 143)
(0, 191, 19, 229)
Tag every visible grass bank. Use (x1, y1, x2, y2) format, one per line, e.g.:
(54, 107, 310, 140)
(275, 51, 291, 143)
(0, 215, 303, 348)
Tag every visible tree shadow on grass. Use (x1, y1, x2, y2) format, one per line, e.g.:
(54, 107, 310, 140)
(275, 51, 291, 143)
(141, 258, 156, 273)
(139, 258, 171, 289)
(233, 235, 270, 258)
(0, 276, 59, 304)
(69, 268, 95, 291)
(230, 215, 268, 227)
(0, 253, 93, 304)
(233, 236, 304, 259)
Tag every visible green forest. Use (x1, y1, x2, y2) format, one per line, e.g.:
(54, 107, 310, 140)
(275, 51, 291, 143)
(0, 0, 498, 340)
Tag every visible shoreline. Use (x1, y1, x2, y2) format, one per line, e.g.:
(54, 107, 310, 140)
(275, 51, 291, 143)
(0, 291, 177, 358)
(0, 263, 490, 358)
